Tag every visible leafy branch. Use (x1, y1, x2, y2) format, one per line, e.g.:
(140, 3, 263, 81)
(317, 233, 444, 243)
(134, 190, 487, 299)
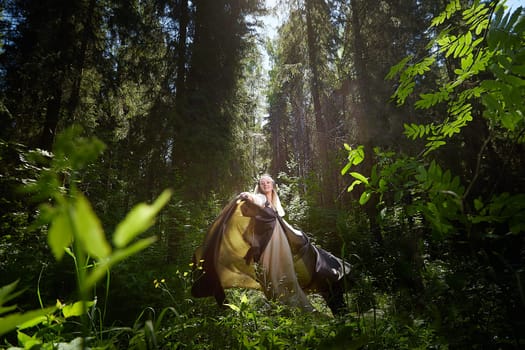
(388, 0, 524, 155)
(342, 0, 525, 238)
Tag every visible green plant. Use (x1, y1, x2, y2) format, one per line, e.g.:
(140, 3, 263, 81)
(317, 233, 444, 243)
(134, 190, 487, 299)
(340, 1, 525, 347)
(343, 0, 525, 239)
(1, 126, 172, 348)
(387, 0, 524, 155)
(0, 280, 55, 338)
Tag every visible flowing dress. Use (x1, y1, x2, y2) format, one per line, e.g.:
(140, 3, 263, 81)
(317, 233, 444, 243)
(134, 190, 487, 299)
(191, 195, 351, 313)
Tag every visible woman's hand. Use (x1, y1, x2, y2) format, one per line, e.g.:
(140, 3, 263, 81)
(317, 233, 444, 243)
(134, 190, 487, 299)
(240, 192, 252, 202)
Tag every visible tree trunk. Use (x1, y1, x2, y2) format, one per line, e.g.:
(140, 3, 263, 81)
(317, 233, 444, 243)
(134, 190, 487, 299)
(39, 3, 73, 150)
(168, 0, 190, 264)
(40, 88, 63, 151)
(350, 0, 382, 243)
(305, 0, 331, 206)
(67, 0, 96, 120)
(175, 0, 189, 106)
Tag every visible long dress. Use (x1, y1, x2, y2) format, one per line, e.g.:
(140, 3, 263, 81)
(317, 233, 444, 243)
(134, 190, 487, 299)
(191, 194, 351, 313)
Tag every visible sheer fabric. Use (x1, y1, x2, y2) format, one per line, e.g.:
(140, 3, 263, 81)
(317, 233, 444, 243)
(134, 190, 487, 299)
(191, 196, 350, 312)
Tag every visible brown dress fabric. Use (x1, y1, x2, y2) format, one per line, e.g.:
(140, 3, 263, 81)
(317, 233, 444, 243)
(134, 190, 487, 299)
(191, 196, 351, 312)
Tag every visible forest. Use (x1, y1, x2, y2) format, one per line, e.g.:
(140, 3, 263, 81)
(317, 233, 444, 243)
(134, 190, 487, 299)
(0, 0, 524, 348)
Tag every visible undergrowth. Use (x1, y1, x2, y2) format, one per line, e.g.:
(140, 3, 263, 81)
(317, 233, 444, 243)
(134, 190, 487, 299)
(0, 127, 446, 349)
(2, 272, 446, 349)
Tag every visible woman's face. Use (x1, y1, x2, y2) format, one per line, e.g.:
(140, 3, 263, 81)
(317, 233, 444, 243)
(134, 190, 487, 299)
(259, 177, 274, 195)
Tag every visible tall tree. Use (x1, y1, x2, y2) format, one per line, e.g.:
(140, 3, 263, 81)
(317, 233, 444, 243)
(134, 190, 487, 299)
(178, 0, 263, 198)
(305, 0, 332, 205)
(1, 1, 83, 149)
(266, 9, 310, 177)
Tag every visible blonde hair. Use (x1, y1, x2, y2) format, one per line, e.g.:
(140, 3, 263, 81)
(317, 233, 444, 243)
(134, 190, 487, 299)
(253, 174, 285, 217)
(259, 173, 275, 187)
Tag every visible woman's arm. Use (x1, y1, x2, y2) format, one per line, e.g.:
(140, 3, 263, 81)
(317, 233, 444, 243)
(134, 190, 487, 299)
(240, 192, 266, 208)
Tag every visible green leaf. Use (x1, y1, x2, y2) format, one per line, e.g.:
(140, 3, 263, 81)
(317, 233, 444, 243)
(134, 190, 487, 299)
(511, 64, 525, 76)
(0, 307, 56, 336)
(225, 303, 240, 312)
(113, 189, 172, 248)
(351, 146, 365, 165)
(460, 53, 473, 71)
(394, 81, 416, 105)
(501, 112, 522, 131)
(446, 38, 459, 57)
(403, 123, 419, 139)
(48, 213, 72, 261)
(17, 330, 41, 348)
(350, 172, 369, 185)
(62, 300, 95, 318)
(53, 126, 106, 172)
(0, 305, 17, 316)
(415, 166, 427, 182)
(501, 74, 525, 87)
(0, 280, 24, 307)
(475, 19, 489, 35)
(341, 162, 352, 176)
(431, 0, 461, 27)
(379, 178, 387, 192)
(17, 315, 48, 330)
(359, 191, 372, 205)
(415, 93, 437, 109)
(482, 92, 500, 111)
(510, 221, 525, 234)
(74, 193, 111, 260)
(453, 35, 465, 58)
(474, 198, 484, 211)
(431, 13, 446, 27)
(386, 56, 412, 80)
(347, 179, 362, 192)
(155, 307, 179, 330)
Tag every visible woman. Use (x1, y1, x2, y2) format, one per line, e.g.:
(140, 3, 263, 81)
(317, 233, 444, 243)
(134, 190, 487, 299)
(240, 174, 284, 216)
(191, 174, 350, 314)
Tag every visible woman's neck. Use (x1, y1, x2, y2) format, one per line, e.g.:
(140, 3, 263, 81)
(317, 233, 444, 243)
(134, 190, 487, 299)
(265, 193, 273, 205)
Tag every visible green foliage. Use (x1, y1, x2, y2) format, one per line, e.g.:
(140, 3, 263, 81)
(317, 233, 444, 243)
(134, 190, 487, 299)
(341, 144, 370, 204)
(388, 0, 525, 155)
(341, 1, 525, 347)
(2, 1, 524, 348)
(276, 162, 310, 225)
(342, 143, 525, 345)
(470, 192, 525, 233)
(1, 126, 173, 348)
(348, 149, 465, 236)
(342, 142, 525, 238)
(0, 281, 55, 337)
(25, 126, 172, 294)
(346, 0, 523, 235)
(1, 249, 446, 349)
(128, 285, 441, 349)
(482, 4, 525, 137)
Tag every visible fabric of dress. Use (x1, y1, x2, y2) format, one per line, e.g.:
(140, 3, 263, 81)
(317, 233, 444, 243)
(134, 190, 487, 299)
(191, 194, 351, 312)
